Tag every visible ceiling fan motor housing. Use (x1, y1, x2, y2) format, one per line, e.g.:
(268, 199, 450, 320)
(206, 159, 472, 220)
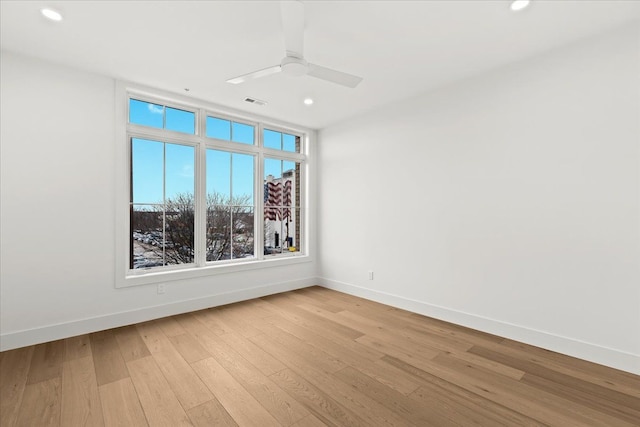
(281, 56, 308, 77)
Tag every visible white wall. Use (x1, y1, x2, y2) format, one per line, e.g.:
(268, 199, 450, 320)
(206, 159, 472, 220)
(2, 25, 638, 375)
(0, 51, 317, 350)
(318, 24, 640, 374)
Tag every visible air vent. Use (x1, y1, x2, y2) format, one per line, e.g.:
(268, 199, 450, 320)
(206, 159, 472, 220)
(244, 97, 267, 106)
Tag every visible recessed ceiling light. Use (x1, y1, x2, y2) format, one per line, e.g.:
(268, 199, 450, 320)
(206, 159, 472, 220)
(303, 98, 314, 106)
(41, 8, 63, 21)
(510, 0, 530, 12)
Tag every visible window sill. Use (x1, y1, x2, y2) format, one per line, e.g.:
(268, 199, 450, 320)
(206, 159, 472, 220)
(116, 254, 311, 288)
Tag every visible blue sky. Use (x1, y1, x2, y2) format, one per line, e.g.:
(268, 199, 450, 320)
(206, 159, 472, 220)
(130, 99, 294, 206)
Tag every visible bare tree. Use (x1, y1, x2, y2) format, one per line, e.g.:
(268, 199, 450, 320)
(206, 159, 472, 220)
(131, 192, 254, 267)
(164, 193, 195, 264)
(206, 192, 253, 261)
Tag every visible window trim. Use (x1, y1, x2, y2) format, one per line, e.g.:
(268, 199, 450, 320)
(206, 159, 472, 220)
(202, 148, 257, 262)
(115, 81, 313, 289)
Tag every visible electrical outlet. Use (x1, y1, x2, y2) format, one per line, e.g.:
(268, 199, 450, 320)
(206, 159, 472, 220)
(157, 283, 166, 294)
(368, 271, 374, 280)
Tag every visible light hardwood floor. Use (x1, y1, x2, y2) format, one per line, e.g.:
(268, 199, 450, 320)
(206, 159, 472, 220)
(1, 286, 639, 426)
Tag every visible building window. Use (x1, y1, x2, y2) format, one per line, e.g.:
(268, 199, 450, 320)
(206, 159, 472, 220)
(119, 89, 308, 286)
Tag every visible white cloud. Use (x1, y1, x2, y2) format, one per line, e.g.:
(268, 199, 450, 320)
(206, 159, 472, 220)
(179, 164, 194, 178)
(147, 104, 164, 114)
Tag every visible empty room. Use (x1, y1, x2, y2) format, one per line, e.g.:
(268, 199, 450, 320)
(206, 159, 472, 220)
(1, 0, 639, 426)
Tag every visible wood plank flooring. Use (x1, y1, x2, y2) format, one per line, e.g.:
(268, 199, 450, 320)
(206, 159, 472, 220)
(1, 286, 639, 426)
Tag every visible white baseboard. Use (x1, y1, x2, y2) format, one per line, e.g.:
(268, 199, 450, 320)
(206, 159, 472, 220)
(0, 277, 317, 352)
(318, 277, 640, 375)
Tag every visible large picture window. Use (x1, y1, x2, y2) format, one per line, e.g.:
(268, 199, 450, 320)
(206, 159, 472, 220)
(120, 91, 308, 285)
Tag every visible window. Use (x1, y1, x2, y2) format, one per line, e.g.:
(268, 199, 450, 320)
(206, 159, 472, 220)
(130, 99, 196, 134)
(118, 90, 308, 286)
(131, 138, 195, 269)
(206, 116, 254, 144)
(206, 150, 255, 261)
(264, 158, 301, 256)
(264, 128, 299, 152)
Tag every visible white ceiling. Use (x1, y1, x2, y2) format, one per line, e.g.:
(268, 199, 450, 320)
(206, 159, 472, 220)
(1, 0, 639, 129)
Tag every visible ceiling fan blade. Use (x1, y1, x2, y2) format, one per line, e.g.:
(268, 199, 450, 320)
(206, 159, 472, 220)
(226, 65, 281, 85)
(281, 0, 304, 57)
(307, 63, 363, 88)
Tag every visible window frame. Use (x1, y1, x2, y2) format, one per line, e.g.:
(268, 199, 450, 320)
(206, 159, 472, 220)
(203, 148, 258, 263)
(115, 82, 312, 288)
(129, 136, 199, 270)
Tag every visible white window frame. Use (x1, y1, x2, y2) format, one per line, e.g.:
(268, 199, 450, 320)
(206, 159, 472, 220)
(115, 81, 312, 288)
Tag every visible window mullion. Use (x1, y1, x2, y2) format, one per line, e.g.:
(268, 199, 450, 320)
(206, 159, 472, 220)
(280, 160, 284, 255)
(194, 143, 206, 267)
(299, 159, 306, 255)
(195, 109, 207, 267)
(256, 123, 265, 261)
(162, 143, 167, 266)
(229, 153, 234, 260)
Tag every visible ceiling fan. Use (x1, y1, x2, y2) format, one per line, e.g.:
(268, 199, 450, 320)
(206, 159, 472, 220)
(226, 1, 363, 88)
